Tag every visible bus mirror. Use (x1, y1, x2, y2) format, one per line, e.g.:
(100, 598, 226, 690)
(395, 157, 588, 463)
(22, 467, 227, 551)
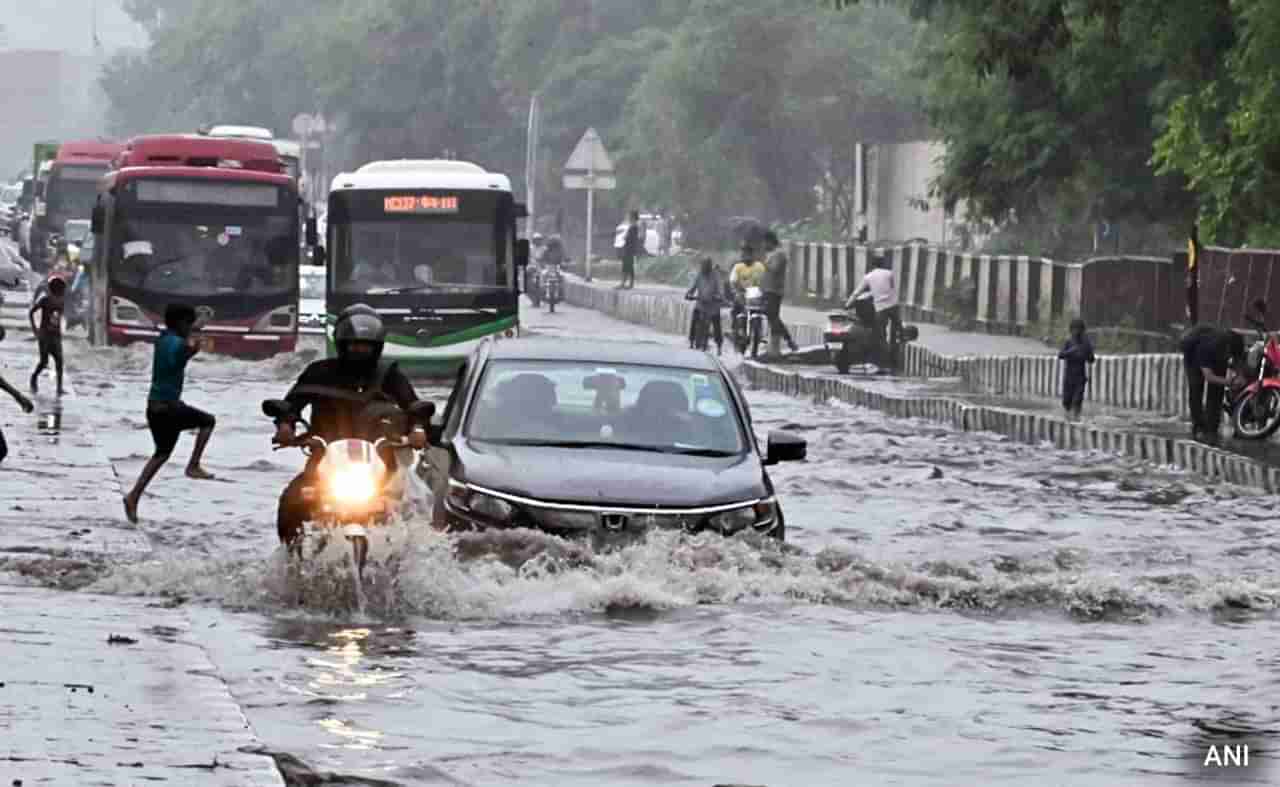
(91, 205, 104, 234)
(515, 238, 530, 269)
(305, 216, 318, 247)
(514, 202, 529, 219)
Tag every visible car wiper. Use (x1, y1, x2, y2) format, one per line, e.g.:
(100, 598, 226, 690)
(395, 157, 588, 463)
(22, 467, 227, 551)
(664, 446, 738, 457)
(484, 438, 669, 453)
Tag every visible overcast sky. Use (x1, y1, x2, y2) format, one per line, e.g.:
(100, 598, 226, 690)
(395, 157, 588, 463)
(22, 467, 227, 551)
(0, 0, 145, 55)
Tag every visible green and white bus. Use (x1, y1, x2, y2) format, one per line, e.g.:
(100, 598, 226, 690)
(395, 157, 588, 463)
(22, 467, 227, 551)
(320, 160, 528, 376)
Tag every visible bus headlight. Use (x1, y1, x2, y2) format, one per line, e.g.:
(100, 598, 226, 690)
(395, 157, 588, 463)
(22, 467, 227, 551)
(110, 296, 155, 328)
(253, 305, 296, 332)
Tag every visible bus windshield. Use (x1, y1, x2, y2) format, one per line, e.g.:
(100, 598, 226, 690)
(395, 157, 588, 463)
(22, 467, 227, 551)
(329, 190, 508, 295)
(110, 180, 297, 297)
(48, 165, 107, 224)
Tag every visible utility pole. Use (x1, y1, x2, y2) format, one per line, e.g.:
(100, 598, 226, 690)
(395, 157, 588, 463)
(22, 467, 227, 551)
(525, 92, 540, 238)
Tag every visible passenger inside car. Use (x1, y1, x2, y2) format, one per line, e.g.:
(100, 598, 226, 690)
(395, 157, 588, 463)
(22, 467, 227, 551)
(623, 380, 690, 445)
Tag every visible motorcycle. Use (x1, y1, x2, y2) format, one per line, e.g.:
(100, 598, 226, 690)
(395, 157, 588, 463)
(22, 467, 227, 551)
(738, 285, 767, 358)
(542, 261, 563, 312)
(823, 296, 919, 374)
(261, 398, 436, 597)
(685, 293, 724, 352)
(1230, 329, 1280, 439)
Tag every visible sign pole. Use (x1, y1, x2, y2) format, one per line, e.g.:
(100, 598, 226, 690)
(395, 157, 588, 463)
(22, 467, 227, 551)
(1187, 223, 1200, 325)
(586, 164, 594, 282)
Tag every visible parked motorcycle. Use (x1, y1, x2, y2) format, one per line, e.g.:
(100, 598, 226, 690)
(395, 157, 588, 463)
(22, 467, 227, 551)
(823, 296, 919, 374)
(261, 398, 436, 599)
(542, 261, 563, 312)
(1230, 330, 1280, 439)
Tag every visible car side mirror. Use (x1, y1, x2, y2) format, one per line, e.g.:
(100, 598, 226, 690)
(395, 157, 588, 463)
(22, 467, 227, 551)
(515, 238, 530, 269)
(408, 400, 436, 423)
(312, 245, 327, 268)
(262, 399, 292, 419)
(763, 430, 806, 465)
(91, 204, 104, 234)
(305, 216, 318, 247)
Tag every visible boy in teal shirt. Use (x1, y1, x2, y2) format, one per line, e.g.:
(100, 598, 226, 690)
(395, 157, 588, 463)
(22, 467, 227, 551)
(123, 304, 217, 523)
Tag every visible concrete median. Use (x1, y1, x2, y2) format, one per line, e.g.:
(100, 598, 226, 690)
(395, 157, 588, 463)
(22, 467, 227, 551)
(740, 360, 1280, 494)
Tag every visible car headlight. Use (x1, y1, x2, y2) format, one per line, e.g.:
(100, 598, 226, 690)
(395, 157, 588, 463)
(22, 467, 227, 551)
(446, 481, 518, 524)
(330, 466, 379, 504)
(707, 499, 777, 534)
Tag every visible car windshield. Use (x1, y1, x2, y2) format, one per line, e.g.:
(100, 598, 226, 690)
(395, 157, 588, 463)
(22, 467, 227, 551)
(333, 219, 501, 294)
(466, 359, 745, 455)
(300, 270, 325, 299)
(111, 215, 297, 296)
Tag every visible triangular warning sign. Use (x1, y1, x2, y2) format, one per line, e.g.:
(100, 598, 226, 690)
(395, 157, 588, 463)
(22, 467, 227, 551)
(564, 127, 614, 172)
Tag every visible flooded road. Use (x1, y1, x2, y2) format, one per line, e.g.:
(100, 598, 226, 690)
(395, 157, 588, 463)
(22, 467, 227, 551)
(2, 293, 1278, 785)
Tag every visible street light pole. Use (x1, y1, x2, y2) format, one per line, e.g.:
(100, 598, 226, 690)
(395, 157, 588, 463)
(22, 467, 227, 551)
(525, 92, 540, 238)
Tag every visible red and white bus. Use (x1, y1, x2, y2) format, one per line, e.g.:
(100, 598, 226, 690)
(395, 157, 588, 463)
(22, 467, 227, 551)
(88, 134, 315, 358)
(29, 140, 124, 272)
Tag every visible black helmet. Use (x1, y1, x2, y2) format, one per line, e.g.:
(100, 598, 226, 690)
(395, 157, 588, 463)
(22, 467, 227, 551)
(333, 303, 386, 369)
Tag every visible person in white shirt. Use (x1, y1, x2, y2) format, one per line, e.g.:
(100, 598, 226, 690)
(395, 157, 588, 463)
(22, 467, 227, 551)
(845, 257, 902, 371)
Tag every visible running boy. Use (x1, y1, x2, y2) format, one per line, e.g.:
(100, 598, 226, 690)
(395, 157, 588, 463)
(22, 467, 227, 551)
(1058, 318, 1096, 419)
(123, 304, 217, 523)
(0, 325, 36, 464)
(29, 276, 67, 396)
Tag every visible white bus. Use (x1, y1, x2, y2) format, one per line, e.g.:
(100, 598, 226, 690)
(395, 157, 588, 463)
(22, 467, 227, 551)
(321, 159, 529, 376)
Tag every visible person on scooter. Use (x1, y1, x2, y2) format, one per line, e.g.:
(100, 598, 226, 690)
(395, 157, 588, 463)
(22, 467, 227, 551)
(271, 304, 428, 548)
(847, 255, 902, 372)
(686, 256, 725, 353)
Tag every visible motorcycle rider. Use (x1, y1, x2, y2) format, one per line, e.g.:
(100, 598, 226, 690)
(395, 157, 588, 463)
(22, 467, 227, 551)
(728, 243, 766, 348)
(847, 255, 902, 372)
(271, 304, 428, 548)
(1180, 323, 1246, 443)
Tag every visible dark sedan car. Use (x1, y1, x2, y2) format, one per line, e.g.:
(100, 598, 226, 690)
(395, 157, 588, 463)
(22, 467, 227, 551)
(419, 337, 806, 540)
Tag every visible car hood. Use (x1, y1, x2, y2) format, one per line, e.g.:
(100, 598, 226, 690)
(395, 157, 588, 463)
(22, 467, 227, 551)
(453, 439, 768, 508)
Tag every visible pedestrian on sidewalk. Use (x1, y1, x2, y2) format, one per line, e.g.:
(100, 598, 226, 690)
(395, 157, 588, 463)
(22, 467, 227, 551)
(847, 255, 902, 372)
(617, 210, 641, 289)
(761, 231, 799, 355)
(1058, 318, 1095, 420)
(28, 276, 67, 396)
(0, 325, 35, 464)
(685, 256, 725, 353)
(1180, 323, 1245, 443)
(123, 304, 217, 523)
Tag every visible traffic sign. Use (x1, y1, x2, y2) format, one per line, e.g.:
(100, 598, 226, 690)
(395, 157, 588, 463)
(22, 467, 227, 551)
(564, 127, 613, 172)
(563, 172, 616, 190)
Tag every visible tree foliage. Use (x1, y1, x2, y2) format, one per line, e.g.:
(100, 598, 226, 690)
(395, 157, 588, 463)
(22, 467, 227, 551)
(100, 0, 924, 246)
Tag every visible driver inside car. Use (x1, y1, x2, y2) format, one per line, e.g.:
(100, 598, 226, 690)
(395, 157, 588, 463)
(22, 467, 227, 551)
(270, 304, 428, 548)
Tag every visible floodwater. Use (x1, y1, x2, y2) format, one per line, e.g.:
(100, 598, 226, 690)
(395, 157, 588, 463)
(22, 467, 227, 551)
(3, 297, 1278, 786)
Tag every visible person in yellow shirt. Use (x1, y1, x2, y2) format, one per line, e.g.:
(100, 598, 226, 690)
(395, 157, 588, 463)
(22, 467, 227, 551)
(728, 243, 766, 349)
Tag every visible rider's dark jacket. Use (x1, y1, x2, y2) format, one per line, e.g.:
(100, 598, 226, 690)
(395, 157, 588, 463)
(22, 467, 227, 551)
(281, 359, 419, 444)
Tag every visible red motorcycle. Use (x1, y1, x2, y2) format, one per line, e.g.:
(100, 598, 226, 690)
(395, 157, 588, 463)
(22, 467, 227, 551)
(1230, 331, 1280, 439)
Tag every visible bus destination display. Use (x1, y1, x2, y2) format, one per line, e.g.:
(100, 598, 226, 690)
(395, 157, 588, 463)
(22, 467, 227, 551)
(384, 195, 460, 214)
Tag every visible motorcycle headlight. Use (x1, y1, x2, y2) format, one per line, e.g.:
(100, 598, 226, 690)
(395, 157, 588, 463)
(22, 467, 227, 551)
(446, 481, 518, 524)
(330, 466, 379, 504)
(707, 499, 777, 534)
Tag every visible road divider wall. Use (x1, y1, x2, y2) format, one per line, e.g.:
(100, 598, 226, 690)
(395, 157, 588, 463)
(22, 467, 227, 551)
(562, 278, 1191, 417)
(740, 361, 1278, 493)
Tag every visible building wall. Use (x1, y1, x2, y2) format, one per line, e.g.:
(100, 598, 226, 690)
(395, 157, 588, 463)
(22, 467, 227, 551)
(862, 140, 950, 244)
